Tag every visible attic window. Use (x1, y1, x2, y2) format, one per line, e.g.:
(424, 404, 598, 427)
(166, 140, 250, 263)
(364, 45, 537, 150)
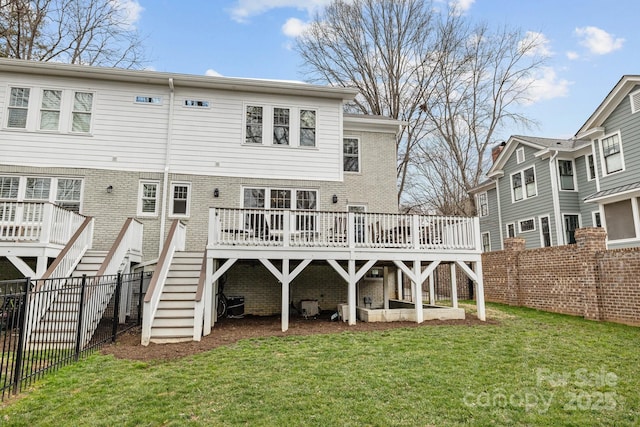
(184, 99, 210, 108)
(516, 147, 525, 164)
(135, 96, 162, 104)
(630, 89, 640, 114)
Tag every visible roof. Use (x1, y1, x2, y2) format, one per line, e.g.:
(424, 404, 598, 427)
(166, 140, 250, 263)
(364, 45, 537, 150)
(576, 75, 640, 138)
(584, 181, 640, 203)
(0, 58, 359, 101)
(343, 113, 406, 134)
(468, 179, 496, 195)
(487, 134, 591, 178)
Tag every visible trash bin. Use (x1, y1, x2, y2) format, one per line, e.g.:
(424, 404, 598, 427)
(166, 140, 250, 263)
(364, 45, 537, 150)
(226, 296, 245, 317)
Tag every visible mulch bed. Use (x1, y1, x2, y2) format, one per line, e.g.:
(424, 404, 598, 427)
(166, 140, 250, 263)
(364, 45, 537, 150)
(101, 313, 495, 361)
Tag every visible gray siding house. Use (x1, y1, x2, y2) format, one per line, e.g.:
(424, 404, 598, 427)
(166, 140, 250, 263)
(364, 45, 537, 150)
(471, 75, 640, 250)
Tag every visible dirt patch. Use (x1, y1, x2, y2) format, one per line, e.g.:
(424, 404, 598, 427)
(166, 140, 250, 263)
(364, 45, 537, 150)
(101, 313, 497, 361)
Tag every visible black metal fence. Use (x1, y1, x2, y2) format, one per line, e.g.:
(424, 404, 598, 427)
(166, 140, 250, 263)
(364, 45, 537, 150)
(0, 272, 147, 400)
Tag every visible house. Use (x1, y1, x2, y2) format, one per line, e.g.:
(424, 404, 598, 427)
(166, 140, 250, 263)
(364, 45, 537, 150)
(471, 75, 640, 251)
(0, 58, 486, 345)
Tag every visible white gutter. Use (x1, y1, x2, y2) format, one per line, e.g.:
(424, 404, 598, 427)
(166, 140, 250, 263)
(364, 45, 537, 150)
(549, 150, 563, 245)
(159, 77, 175, 255)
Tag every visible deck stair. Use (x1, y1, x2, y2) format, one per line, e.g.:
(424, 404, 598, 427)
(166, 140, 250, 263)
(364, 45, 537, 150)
(149, 251, 203, 343)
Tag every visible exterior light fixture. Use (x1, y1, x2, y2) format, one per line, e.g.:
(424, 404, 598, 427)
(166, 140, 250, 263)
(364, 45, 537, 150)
(106, 185, 113, 193)
(213, 188, 219, 198)
(332, 194, 338, 204)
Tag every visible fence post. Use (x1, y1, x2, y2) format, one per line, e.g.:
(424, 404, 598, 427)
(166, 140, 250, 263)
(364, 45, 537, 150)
(137, 272, 144, 326)
(74, 275, 87, 361)
(112, 273, 122, 343)
(12, 277, 31, 395)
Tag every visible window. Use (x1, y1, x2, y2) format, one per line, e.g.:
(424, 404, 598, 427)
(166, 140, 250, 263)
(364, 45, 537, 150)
(519, 218, 535, 233)
(244, 188, 265, 208)
(170, 182, 190, 216)
(343, 138, 360, 172)
(25, 178, 51, 200)
(138, 181, 159, 216)
(506, 223, 516, 238)
(592, 211, 602, 228)
(300, 110, 316, 147)
(245, 106, 263, 144)
(558, 160, 575, 190)
(72, 92, 93, 133)
(39, 90, 62, 131)
(7, 87, 30, 128)
(135, 96, 162, 104)
(511, 167, 536, 202)
(601, 133, 623, 174)
(184, 99, 209, 108)
(587, 154, 596, 181)
(603, 200, 635, 240)
(539, 216, 551, 247)
(273, 108, 290, 145)
(243, 187, 318, 233)
(563, 214, 580, 244)
(477, 192, 488, 217)
(516, 147, 525, 164)
(55, 179, 82, 212)
(0, 177, 19, 200)
(481, 232, 491, 252)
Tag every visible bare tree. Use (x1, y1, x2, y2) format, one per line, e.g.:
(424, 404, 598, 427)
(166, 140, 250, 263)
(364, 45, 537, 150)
(296, 0, 547, 214)
(296, 0, 439, 203)
(0, 0, 146, 68)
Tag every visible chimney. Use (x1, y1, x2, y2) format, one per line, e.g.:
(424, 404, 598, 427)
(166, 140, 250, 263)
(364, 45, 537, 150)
(491, 141, 506, 163)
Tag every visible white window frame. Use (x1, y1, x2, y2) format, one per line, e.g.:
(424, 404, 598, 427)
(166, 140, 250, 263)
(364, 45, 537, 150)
(39, 89, 63, 131)
(506, 223, 516, 238)
(169, 182, 191, 218)
(516, 147, 525, 164)
(539, 215, 552, 247)
(6, 87, 31, 129)
(598, 130, 625, 176)
(630, 88, 640, 114)
(70, 91, 94, 134)
(562, 213, 581, 245)
(592, 211, 602, 228)
(518, 218, 536, 233)
(481, 231, 491, 252)
(557, 159, 577, 191)
(343, 137, 361, 173)
(54, 178, 83, 212)
(137, 180, 160, 217)
(586, 154, 596, 181)
(244, 104, 264, 144)
(272, 107, 290, 146)
(476, 191, 489, 217)
(510, 166, 537, 203)
(299, 109, 316, 148)
(0, 175, 82, 210)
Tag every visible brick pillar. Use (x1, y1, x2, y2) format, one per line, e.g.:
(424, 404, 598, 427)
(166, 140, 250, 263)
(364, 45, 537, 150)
(575, 227, 607, 321)
(504, 237, 526, 306)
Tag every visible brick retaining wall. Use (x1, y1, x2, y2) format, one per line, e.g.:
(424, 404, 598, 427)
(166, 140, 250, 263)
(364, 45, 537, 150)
(482, 228, 640, 326)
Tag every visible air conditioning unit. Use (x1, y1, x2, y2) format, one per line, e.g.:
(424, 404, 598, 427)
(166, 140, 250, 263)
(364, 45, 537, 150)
(300, 299, 319, 319)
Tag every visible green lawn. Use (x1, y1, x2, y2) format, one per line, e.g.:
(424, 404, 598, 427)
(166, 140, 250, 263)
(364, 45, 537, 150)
(1, 304, 639, 426)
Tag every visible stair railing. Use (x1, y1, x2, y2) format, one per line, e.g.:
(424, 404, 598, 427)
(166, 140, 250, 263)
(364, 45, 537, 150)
(193, 252, 207, 341)
(141, 220, 186, 345)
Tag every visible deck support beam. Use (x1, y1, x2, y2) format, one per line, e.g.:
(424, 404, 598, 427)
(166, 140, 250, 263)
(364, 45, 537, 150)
(454, 260, 486, 321)
(7, 255, 37, 278)
(429, 274, 435, 305)
(450, 263, 458, 309)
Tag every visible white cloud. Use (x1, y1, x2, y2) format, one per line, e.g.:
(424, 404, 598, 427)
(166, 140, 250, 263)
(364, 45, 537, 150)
(566, 51, 579, 60)
(229, 0, 333, 23)
(523, 67, 571, 105)
(518, 31, 553, 57)
(449, 0, 475, 15)
(110, 0, 143, 28)
(282, 17, 309, 37)
(205, 69, 223, 77)
(575, 26, 624, 55)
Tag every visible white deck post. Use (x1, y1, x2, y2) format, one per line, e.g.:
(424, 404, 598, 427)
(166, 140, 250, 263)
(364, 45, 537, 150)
(414, 260, 423, 323)
(348, 259, 356, 325)
(383, 266, 389, 310)
(281, 259, 290, 332)
(204, 258, 215, 333)
(450, 263, 458, 308)
(474, 260, 486, 321)
(397, 269, 403, 300)
(429, 274, 435, 305)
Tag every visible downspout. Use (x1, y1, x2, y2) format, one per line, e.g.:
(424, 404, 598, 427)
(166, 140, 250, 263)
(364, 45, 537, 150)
(159, 78, 175, 256)
(549, 150, 563, 245)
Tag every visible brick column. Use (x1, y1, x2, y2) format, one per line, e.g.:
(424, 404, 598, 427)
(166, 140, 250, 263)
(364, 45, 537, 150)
(503, 237, 526, 306)
(575, 227, 607, 321)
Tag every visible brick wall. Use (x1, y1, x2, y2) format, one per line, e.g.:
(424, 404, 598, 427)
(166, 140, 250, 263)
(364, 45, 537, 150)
(482, 227, 640, 326)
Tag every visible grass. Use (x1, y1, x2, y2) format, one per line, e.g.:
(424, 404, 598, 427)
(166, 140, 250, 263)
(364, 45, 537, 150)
(1, 303, 639, 426)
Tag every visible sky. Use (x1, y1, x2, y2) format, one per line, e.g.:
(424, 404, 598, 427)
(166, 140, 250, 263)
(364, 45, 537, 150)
(122, 0, 640, 141)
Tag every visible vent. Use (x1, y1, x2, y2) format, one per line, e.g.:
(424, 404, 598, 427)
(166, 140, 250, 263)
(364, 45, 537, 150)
(630, 90, 640, 114)
(516, 147, 525, 164)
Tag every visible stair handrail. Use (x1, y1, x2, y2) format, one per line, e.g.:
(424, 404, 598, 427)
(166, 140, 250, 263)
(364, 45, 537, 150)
(193, 252, 207, 341)
(96, 218, 144, 277)
(141, 220, 186, 345)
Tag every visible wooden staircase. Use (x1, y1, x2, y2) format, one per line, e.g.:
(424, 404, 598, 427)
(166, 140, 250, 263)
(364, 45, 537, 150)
(149, 251, 203, 343)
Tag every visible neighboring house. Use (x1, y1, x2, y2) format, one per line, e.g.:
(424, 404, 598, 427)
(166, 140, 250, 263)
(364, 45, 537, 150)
(471, 75, 640, 250)
(0, 59, 485, 345)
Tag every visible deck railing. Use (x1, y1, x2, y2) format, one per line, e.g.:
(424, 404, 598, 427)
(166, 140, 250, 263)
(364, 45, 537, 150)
(209, 208, 480, 251)
(0, 202, 86, 245)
